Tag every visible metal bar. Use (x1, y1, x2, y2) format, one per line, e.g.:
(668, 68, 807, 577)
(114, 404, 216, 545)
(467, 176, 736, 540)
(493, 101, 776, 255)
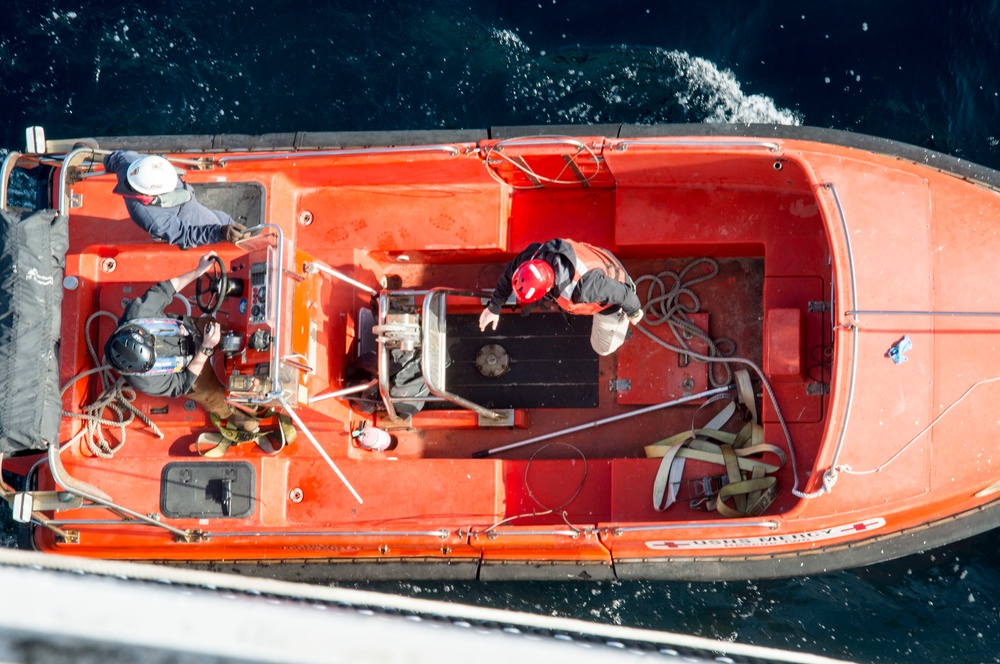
(58, 146, 96, 216)
(611, 520, 778, 535)
(218, 145, 461, 165)
(615, 139, 781, 152)
(509, 156, 541, 186)
(376, 292, 400, 421)
(309, 378, 378, 404)
(307, 261, 378, 296)
(824, 183, 859, 491)
(279, 396, 363, 505)
(0, 151, 22, 208)
(845, 310, 1000, 317)
(473, 385, 733, 457)
(45, 445, 193, 540)
(562, 154, 590, 187)
(204, 529, 450, 539)
(421, 289, 506, 421)
(474, 528, 587, 538)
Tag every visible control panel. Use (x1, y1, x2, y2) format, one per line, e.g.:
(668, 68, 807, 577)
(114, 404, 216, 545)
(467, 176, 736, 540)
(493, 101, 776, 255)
(248, 261, 267, 324)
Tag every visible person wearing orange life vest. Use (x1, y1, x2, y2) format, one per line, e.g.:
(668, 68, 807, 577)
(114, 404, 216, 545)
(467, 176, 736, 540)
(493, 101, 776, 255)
(479, 238, 644, 356)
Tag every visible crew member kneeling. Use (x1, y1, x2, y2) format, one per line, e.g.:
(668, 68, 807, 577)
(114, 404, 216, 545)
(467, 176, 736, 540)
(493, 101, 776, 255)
(479, 238, 643, 356)
(104, 252, 259, 433)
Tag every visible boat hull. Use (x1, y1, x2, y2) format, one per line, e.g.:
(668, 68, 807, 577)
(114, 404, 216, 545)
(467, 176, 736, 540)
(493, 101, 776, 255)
(4, 123, 1000, 580)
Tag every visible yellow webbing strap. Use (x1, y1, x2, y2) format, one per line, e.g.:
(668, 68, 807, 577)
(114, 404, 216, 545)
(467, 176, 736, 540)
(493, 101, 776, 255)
(735, 369, 757, 423)
(644, 369, 785, 518)
(721, 443, 745, 514)
(650, 401, 738, 511)
(196, 412, 297, 457)
(716, 472, 778, 518)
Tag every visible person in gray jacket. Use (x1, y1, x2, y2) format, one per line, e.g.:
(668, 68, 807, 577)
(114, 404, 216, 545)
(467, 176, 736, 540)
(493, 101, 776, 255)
(104, 150, 249, 249)
(104, 251, 259, 433)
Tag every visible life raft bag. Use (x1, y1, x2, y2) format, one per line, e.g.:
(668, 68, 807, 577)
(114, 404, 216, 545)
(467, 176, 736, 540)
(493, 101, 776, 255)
(0, 208, 68, 454)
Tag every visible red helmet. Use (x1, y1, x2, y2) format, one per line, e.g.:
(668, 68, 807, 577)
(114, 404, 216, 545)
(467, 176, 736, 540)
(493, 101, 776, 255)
(511, 259, 555, 304)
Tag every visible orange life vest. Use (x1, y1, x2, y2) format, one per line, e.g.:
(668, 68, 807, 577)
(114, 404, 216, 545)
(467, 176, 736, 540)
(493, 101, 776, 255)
(552, 240, 629, 315)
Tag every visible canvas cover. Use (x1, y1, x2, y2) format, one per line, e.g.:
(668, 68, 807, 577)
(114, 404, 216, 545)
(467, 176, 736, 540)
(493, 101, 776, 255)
(0, 208, 67, 453)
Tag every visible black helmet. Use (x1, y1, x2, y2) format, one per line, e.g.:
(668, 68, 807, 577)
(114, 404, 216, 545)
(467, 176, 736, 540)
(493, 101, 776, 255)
(105, 324, 156, 374)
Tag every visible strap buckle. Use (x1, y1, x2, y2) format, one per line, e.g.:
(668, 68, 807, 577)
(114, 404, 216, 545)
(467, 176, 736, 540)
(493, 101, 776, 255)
(687, 474, 729, 510)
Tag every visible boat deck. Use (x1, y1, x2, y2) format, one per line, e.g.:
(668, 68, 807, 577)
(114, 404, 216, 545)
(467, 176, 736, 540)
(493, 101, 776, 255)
(52, 145, 833, 530)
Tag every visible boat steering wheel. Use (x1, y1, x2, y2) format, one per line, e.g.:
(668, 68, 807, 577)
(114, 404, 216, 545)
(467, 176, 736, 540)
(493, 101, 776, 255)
(195, 255, 229, 315)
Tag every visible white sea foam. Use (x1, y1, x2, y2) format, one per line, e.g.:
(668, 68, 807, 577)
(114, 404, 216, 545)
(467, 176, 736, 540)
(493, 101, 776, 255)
(667, 51, 802, 125)
(491, 32, 801, 126)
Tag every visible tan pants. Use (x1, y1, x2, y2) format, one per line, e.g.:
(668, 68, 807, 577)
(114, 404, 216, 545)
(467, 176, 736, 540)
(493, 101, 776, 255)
(186, 317, 231, 418)
(590, 309, 631, 356)
(187, 361, 231, 418)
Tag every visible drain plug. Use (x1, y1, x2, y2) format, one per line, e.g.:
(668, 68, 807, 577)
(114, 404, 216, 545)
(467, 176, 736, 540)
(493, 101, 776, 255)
(476, 344, 510, 377)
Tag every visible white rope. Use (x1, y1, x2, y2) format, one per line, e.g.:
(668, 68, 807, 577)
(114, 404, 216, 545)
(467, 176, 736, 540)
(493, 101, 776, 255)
(485, 443, 588, 533)
(59, 311, 162, 458)
(482, 136, 602, 189)
(632, 260, 818, 500)
(839, 374, 1000, 477)
(634, 258, 735, 387)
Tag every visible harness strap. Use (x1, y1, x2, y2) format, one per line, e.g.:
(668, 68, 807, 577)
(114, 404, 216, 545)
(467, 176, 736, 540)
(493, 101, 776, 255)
(197, 412, 297, 457)
(649, 401, 737, 511)
(645, 369, 785, 518)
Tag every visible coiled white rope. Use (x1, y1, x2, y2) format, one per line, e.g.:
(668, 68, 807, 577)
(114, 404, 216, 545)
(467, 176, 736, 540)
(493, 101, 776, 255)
(634, 257, 736, 387)
(59, 311, 162, 458)
(633, 260, 819, 499)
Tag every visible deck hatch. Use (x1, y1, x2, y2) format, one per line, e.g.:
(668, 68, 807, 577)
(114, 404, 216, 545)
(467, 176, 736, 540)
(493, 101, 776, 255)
(160, 462, 256, 519)
(444, 313, 598, 408)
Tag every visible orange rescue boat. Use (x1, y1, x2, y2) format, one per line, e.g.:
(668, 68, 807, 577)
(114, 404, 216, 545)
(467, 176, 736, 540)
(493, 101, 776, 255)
(2, 124, 999, 581)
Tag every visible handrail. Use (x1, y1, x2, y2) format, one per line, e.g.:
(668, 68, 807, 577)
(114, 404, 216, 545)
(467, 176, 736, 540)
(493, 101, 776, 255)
(376, 291, 400, 421)
(613, 138, 782, 152)
(819, 182, 858, 497)
(0, 151, 22, 208)
(610, 520, 778, 535)
(203, 528, 450, 539)
(58, 146, 98, 216)
(228, 223, 287, 404)
(45, 445, 195, 540)
(218, 145, 461, 166)
(421, 288, 506, 421)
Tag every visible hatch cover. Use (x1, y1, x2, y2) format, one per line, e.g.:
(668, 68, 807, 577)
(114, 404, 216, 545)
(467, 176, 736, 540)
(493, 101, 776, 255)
(160, 462, 256, 519)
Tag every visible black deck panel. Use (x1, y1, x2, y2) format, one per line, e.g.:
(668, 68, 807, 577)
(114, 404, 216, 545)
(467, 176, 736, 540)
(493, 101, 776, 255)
(444, 313, 599, 409)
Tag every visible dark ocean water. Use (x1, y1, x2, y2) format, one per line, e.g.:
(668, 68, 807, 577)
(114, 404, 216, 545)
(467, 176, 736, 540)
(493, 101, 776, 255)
(3, 2, 1000, 662)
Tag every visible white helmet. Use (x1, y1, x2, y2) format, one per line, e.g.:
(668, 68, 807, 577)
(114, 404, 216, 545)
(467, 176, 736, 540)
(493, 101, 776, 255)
(126, 156, 179, 195)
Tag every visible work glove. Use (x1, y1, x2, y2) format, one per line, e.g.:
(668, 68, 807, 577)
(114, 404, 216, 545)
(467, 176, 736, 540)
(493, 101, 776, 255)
(628, 309, 644, 325)
(224, 222, 251, 243)
(479, 308, 500, 332)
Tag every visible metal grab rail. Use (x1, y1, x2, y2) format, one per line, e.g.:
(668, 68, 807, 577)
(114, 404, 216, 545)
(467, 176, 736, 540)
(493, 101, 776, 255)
(0, 151, 23, 209)
(226, 223, 288, 406)
(39, 445, 200, 542)
(612, 138, 782, 152)
(421, 288, 507, 421)
(218, 145, 462, 166)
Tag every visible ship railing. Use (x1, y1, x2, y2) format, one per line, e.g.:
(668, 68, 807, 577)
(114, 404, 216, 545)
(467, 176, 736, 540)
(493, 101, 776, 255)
(611, 138, 782, 152)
